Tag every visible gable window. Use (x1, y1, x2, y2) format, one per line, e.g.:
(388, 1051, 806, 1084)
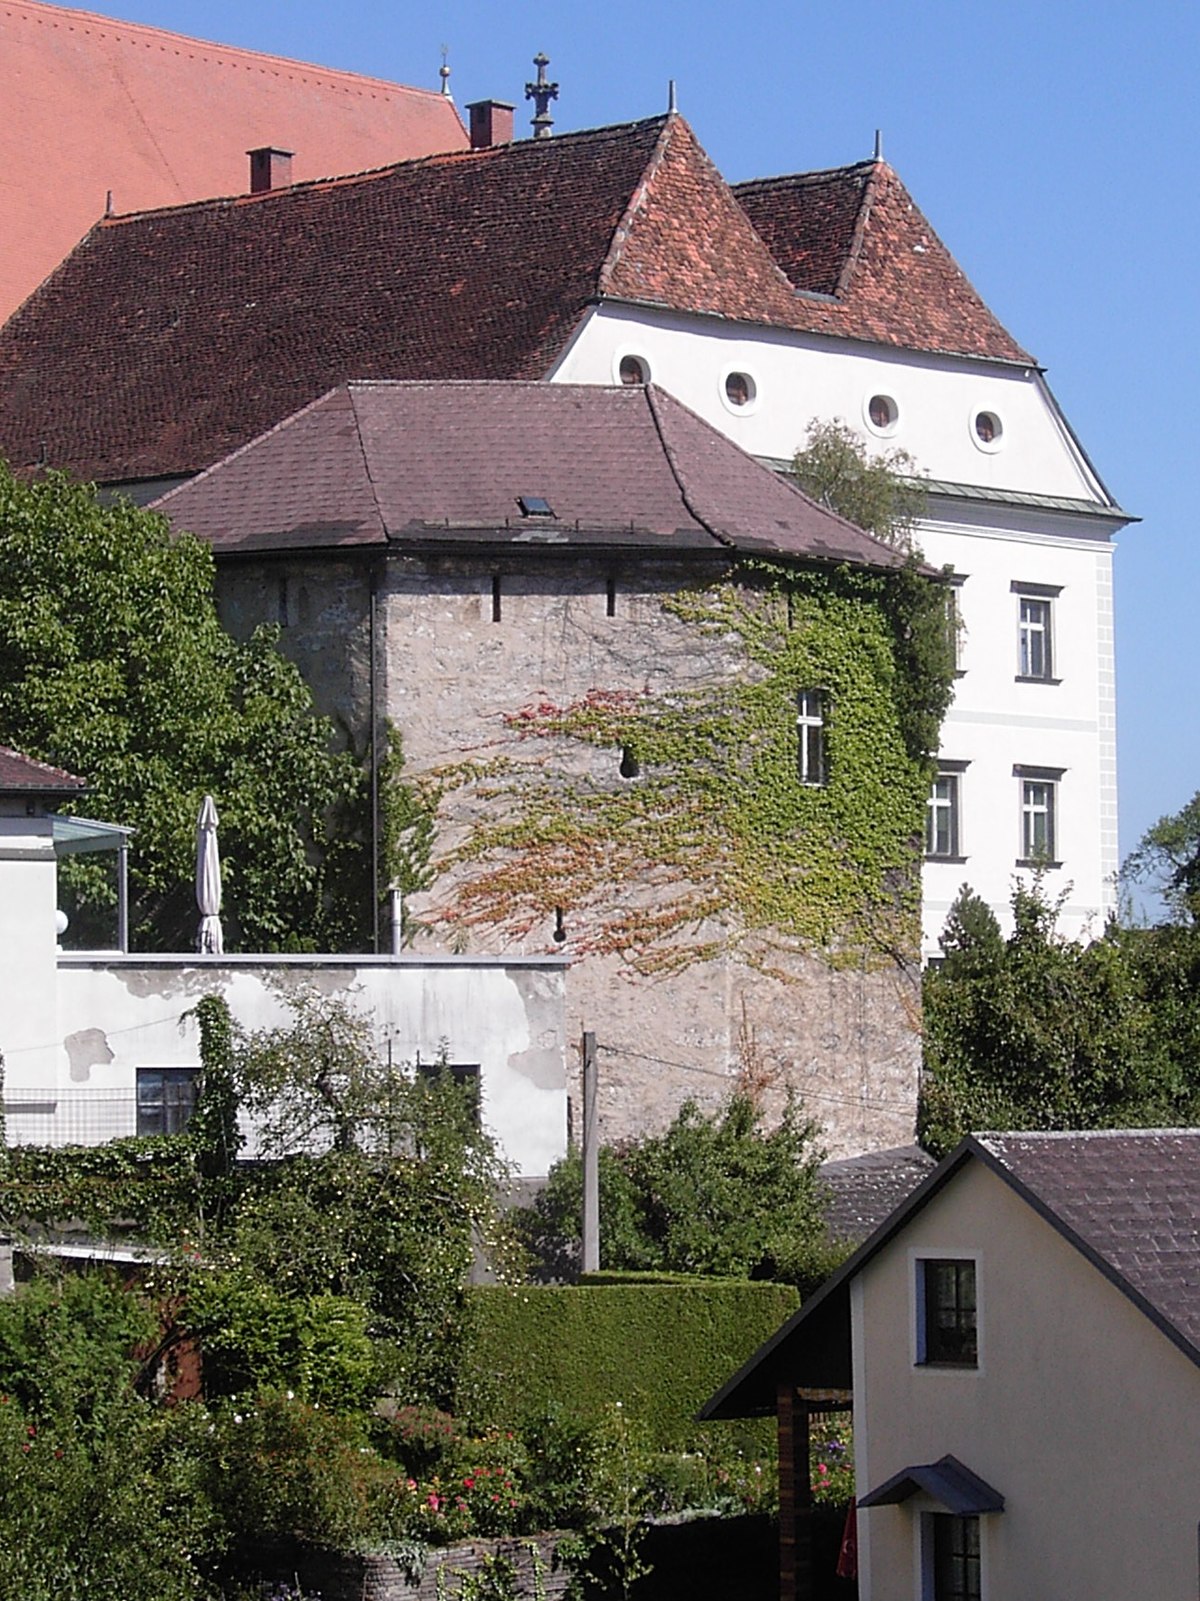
(918, 1258, 977, 1366)
(1015, 765, 1064, 866)
(925, 769, 964, 860)
(136, 1068, 198, 1137)
(796, 689, 827, 787)
(930, 1513, 981, 1601)
(1012, 581, 1061, 682)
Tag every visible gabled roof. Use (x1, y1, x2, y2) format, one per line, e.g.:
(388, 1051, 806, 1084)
(150, 380, 908, 572)
(702, 1129, 1200, 1419)
(0, 114, 1035, 487)
(0, 0, 467, 323)
(0, 746, 86, 794)
(734, 162, 1033, 364)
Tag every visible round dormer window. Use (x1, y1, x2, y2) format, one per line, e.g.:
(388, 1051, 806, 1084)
(972, 409, 1005, 451)
(865, 392, 899, 436)
(618, 353, 650, 386)
(721, 370, 758, 413)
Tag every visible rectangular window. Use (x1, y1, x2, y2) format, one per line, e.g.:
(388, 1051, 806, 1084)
(796, 689, 827, 787)
(1014, 765, 1064, 865)
(932, 1514, 981, 1601)
(1012, 581, 1061, 681)
(926, 772, 962, 859)
(919, 1258, 977, 1366)
(947, 577, 966, 674)
(416, 1059, 481, 1122)
(136, 1068, 198, 1137)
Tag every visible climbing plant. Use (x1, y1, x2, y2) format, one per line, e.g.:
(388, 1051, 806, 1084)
(421, 559, 954, 974)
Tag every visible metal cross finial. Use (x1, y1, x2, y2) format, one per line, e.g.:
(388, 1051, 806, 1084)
(525, 51, 559, 138)
(439, 44, 451, 96)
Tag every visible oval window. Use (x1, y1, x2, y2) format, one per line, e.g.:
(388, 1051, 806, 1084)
(725, 371, 755, 407)
(973, 410, 1004, 449)
(867, 393, 898, 433)
(619, 354, 650, 386)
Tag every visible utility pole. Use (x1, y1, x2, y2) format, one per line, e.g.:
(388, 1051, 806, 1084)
(581, 1030, 599, 1273)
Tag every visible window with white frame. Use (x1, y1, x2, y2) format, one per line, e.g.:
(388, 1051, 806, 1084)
(796, 689, 827, 787)
(1012, 580, 1061, 681)
(947, 576, 966, 674)
(1015, 765, 1064, 865)
(926, 765, 966, 860)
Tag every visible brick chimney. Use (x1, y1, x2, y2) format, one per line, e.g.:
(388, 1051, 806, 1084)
(466, 100, 515, 150)
(248, 147, 294, 193)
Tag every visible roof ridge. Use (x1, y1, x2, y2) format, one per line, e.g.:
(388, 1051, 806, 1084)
(344, 386, 392, 543)
(595, 113, 676, 295)
(733, 159, 876, 192)
(833, 157, 885, 300)
(7, 0, 454, 102)
(641, 384, 730, 549)
(99, 113, 673, 227)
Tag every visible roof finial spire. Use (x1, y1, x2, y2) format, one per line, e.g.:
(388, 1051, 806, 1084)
(525, 52, 559, 138)
(668, 79, 677, 113)
(874, 128, 883, 162)
(439, 44, 452, 97)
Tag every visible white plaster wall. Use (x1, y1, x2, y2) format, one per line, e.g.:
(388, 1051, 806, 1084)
(853, 1160, 1200, 1600)
(0, 814, 61, 1095)
(549, 304, 1107, 502)
(920, 514, 1117, 954)
(11, 955, 567, 1177)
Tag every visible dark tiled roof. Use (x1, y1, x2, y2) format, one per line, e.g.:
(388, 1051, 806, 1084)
(734, 162, 1033, 363)
(0, 118, 1034, 487)
(151, 380, 908, 573)
(0, 0, 467, 322)
(0, 746, 86, 793)
(820, 1144, 936, 1243)
(978, 1130, 1200, 1357)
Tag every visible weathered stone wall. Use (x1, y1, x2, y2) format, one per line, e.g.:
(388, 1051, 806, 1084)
(211, 548, 922, 1158)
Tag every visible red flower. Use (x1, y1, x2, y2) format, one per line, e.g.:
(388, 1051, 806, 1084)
(463, 1477, 475, 1489)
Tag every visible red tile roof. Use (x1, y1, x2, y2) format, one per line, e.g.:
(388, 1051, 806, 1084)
(0, 113, 1034, 486)
(734, 162, 1032, 363)
(0, 744, 86, 792)
(0, 0, 467, 320)
(151, 380, 908, 574)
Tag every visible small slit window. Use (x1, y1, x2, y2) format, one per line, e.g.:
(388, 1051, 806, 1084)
(796, 689, 827, 787)
(619, 745, 640, 779)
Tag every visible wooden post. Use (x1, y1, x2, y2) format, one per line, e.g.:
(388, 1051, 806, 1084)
(581, 1030, 599, 1273)
(777, 1380, 812, 1601)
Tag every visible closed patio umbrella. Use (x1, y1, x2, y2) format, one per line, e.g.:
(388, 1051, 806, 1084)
(195, 794, 223, 954)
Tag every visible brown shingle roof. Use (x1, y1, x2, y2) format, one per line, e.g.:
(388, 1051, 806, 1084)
(734, 162, 1033, 363)
(150, 380, 907, 573)
(0, 0, 467, 323)
(0, 745, 86, 793)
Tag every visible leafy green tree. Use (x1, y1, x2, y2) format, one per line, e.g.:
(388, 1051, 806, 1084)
(791, 417, 927, 548)
(0, 463, 366, 951)
(519, 1094, 833, 1290)
(920, 882, 1196, 1154)
(1122, 791, 1200, 923)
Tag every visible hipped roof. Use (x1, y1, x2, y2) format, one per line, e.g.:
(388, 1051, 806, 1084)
(702, 1129, 1200, 1418)
(0, 745, 86, 794)
(0, 113, 1031, 486)
(150, 380, 908, 572)
(0, 0, 467, 323)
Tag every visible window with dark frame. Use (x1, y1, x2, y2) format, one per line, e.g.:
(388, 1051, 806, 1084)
(796, 689, 827, 787)
(920, 1258, 977, 1366)
(136, 1068, 199, 1137)
(932, 1513, 981, 1601)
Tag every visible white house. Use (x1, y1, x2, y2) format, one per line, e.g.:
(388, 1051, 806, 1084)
(704, 1129, 1200, 1600)
(0, 748, 569, 1176)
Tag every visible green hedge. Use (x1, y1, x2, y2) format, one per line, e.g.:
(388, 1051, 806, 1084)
(462, 1280, 798, 1446)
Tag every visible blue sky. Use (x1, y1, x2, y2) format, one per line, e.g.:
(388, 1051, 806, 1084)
(59, 0, 1200, 893)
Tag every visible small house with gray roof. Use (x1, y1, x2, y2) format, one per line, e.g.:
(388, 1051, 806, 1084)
(703, 1129, 1200, 1601)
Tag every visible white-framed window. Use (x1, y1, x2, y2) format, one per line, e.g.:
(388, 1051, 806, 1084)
(1015, 765, 1064, 865)
(720, 368, 758, 414)
(1012, 581, 1061, 681)
(796, 689, 827, 786)
(947, 575, 966, 673)
(916, 1256, 978, 1367)
(136, 1067, 198, 1136)
(864, 391, 899, 436)
(922, 1512, 983, 1601)
(925, 768, 965, 860)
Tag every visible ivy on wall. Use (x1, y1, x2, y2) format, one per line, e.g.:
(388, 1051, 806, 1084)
(415, 558, 954, 974)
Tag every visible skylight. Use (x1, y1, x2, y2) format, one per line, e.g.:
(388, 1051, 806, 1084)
(517, 495, 555, 518)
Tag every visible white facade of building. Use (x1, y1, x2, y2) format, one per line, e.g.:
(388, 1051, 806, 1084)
(548, 302, 1127, 954)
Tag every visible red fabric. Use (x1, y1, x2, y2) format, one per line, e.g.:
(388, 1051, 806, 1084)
(836, 1497, 858, 1580)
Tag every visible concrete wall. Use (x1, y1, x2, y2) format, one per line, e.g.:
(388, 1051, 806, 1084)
(7, 952, 568, 1177)
(852, 1160, 1200, 1600)
(0, 805, 63, 1100)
